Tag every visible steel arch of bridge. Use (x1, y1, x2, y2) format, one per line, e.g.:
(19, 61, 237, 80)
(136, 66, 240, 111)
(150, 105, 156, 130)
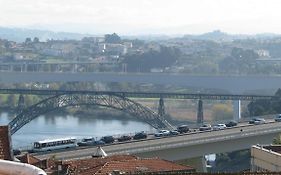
(8, 94, 173, 135)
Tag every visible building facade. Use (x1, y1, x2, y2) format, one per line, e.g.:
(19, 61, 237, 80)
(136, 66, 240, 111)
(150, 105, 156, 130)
(251, 145, 281, 172)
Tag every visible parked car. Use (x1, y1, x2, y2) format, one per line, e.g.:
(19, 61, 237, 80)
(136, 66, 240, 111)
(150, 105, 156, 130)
(77, 137, 95, 146)
(13, 149, 21, 156)
(154, 130, 170, 137)
(225, 120, 238, 127)
(101, 136, 115, 144)
(133, 132, 147, 140)
(177, 125, 189, 133)
(212, 124, 227, 131)
(170, 130, 179, 135)
(275, 114, 281, 122)
(117, 135, 132, 142)
(199, 124, 212, 131)
(249, 118, 266, 125)
(78, 140, 105, 146)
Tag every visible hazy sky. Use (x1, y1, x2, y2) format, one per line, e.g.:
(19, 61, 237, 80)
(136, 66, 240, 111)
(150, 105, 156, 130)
(1, 0, 281, 35)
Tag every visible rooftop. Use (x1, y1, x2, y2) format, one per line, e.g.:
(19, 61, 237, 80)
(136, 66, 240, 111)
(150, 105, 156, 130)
(55, 155, 194, 175)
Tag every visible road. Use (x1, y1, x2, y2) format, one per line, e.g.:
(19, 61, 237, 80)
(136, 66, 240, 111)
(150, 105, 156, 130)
(33, 121, 281, 160)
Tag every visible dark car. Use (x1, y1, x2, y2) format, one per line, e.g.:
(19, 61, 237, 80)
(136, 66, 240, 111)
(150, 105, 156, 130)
(170, 130, 179, 135)
(13, 149, 21, 156)
(249, 118, 266, 125)
(177, 125, 189, 133)
(101, 136, 115, 144)
(78, 140, 105, 146)
(133, 132, 147, 140)
(117, 135, 132, 142)
(225, 120, 238, 127)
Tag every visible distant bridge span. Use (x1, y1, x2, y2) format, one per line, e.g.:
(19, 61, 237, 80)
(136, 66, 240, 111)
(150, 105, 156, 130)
(0, 88, 274, 101)
(8, 93, 172, 135)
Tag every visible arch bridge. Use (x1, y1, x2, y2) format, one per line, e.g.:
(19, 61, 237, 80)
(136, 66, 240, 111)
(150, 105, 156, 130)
(0, 89, 273, 135)
(8, 93, 173, 135)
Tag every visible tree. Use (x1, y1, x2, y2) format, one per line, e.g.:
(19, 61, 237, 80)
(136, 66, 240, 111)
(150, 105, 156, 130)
(247, 89, 281, 116)
(104, 33, 121, 43)
(122, 46, 180, 72)
(25, 37, 32, 44)
(33, 37, 39, 43)
(273, 134, 281, 144)
(219, 47, 259, 74)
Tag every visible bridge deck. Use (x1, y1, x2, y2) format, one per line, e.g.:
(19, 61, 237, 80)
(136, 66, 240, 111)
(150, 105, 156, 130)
(0, 88, 273, 100)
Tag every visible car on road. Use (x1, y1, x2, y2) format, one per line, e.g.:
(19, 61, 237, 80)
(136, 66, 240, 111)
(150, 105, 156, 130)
(117, 135, 132, 142)
(170, 130, 179, 135)
(101, 136, 115, 144)
(78, 140, 105, 146)
(154, 130, 170, 137)
(133, 132, 147, 140)
(275, 114, 281, 122)
(249, 118, 266, 125)
(177, 125, 189, 133)
(212, 124, 227, 131)
(225, 120, 238, 127)
(13, 149, 21, 156)
(77, 137, 95, 146)
(199, 124, 212, 131)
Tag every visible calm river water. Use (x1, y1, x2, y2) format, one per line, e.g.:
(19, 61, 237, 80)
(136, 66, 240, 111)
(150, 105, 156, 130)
(0, 112, 154, 149)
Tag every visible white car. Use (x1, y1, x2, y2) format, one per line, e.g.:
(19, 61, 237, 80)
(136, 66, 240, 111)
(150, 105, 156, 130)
(154, 130, 170, 137)
(275, 114, 281, 122)
(212, 124, 226, 131)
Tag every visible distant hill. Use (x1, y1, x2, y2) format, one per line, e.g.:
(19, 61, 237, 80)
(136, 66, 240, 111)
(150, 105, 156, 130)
(1, 27, 280, 43)
(183, 30, 281, 41)
(0, 27, 94, 42)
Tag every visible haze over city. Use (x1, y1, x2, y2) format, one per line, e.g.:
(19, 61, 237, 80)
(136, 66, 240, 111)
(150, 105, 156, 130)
(2, 0, 281, 174)
(1, 0, 281, 35)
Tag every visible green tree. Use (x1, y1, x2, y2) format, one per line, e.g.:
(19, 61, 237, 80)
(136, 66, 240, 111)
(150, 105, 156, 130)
(25, 37, 32, 44)
(219, 47, 259, 74)
(104, 33, 121, 43)
(33, 37, 39, 43)
(273, 134, 281, 144)
(123, 46, 180, 72)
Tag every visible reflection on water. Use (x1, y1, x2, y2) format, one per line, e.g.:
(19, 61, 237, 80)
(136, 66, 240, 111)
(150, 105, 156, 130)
(0, 112, 154, 148)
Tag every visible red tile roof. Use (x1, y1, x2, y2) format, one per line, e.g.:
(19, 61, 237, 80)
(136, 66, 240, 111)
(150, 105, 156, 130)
(57, 155, 194, 175)
(62, 155, 137, 175)
(95, 158, 194, 175)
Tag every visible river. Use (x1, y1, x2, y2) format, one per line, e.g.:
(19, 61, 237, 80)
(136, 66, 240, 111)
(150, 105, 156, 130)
(0, 112, 154, 149)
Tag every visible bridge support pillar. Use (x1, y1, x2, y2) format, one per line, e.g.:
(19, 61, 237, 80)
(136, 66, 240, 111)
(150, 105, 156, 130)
(233, 100, 241, 121)
(158, 98, 165, 117)
(197, 99, 204, 125)
(17, 94, 25, 114)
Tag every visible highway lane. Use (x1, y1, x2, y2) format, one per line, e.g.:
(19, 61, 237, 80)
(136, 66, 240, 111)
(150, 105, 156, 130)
(34, 121, 281, 160)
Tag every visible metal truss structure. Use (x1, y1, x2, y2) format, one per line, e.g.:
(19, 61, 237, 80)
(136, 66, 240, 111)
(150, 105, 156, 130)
(8, 93, 173, 135)
(0, 88, 274, 101)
